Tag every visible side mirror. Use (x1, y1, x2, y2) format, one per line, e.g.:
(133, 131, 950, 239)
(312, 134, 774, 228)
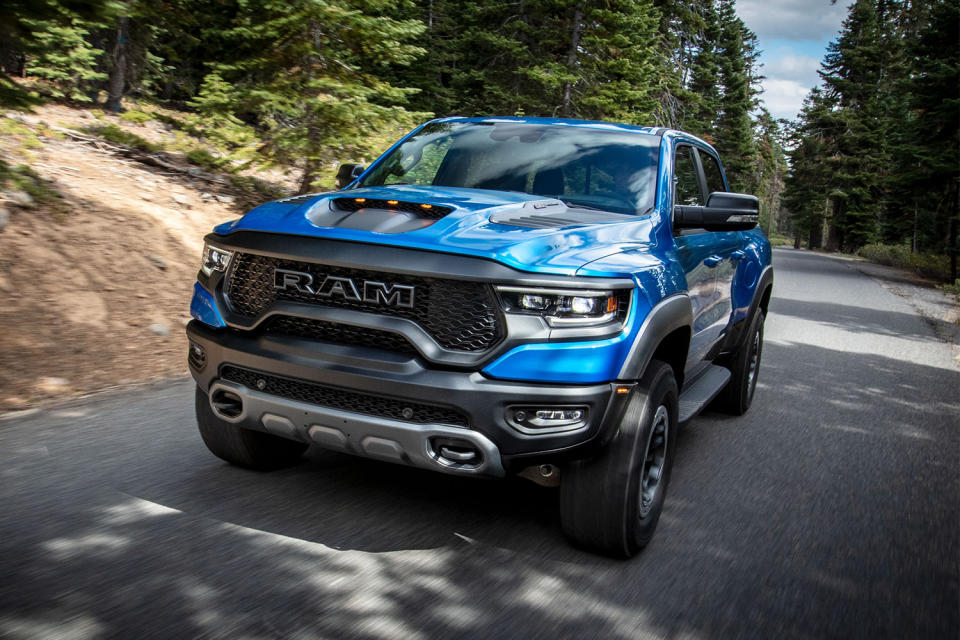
(674, 192, 759, 231)
(336, 163, 365, 189)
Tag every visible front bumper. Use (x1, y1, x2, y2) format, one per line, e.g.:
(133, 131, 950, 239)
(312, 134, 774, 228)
(187, 321, 632, 476)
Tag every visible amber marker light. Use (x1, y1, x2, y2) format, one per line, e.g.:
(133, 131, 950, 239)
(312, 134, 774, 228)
(606, 296, 618, 313)
(354, 198, 366, 203)
(387, 200, 399, 205)
(420, 203, 433, 210)
(616, 386, 630, 395)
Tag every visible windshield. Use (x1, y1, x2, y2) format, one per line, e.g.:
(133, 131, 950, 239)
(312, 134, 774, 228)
(359, 121, 660, 215)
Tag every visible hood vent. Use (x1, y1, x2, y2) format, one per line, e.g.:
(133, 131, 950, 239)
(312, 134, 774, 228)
(333, 197, 453, 220)
(278, 194, 319, 205)
(490, 207, 633, 229)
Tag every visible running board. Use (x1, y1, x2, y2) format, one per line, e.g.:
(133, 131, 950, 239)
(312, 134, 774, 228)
(678, 365, 731, 425)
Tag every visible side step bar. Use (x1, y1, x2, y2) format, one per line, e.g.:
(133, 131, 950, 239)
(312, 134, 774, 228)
(678, 364, 731, 425)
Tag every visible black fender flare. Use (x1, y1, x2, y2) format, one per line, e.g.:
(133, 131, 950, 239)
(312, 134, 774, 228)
(727, 264, 774, 353)
(617, 294, 693, 381)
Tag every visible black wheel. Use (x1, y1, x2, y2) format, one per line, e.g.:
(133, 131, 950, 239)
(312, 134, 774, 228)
(560, 360, 679, 558)
(195, 387, 308, 470)
(712, 309, 765, 415)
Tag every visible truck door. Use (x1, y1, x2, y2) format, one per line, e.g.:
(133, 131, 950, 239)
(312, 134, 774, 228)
(671, 145, 740, 378)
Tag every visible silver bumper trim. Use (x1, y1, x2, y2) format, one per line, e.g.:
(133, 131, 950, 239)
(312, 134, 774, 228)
(208, 380, 505, 477)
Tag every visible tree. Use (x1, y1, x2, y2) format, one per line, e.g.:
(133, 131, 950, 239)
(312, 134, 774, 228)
(23, 12, 106, 102)
(194, 0, 428, 193)
(898, 0, 959, 279)
(0, 0, 110, 107)
(713, 0, 759, 193)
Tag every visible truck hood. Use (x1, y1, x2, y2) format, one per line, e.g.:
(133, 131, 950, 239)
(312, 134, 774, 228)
(214, 185, 661, 276)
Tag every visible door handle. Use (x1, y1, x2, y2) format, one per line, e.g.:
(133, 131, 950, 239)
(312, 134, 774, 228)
(704, 255, 723, 267)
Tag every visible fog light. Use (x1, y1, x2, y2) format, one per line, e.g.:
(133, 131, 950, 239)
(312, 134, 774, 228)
(508, 406, 588, 433)
(188, 342, 206, 370)
(536, 409, 583, 422)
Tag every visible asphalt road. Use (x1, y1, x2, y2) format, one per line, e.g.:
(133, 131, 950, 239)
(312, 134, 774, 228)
(1, 248, 958, 640)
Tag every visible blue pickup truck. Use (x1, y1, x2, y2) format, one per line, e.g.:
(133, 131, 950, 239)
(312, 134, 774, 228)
(186, 117, 772, 557)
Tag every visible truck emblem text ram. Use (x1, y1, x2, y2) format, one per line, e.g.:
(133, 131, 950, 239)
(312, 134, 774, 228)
(273, 268, 415, 308)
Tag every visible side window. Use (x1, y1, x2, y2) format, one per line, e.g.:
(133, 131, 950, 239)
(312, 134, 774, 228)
(674, 146, 703, 206)
(701, 152, 727, 195)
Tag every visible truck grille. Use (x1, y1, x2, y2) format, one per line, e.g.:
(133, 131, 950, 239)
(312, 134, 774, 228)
(263, 316, 419, 357)
(220, 365, 469, 427)
(226, 252, 503, 352)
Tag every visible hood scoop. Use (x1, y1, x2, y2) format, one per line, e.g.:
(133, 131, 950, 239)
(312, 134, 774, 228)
(490, 200, 634, 229)
(332, 197, 453, 220)
(305, 196, 455, 234)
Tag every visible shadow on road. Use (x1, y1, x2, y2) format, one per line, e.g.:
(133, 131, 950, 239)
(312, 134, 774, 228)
(1, 339, 957, 639)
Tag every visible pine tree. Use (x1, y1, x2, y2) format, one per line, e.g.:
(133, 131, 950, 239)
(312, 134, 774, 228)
(784, 89, 837, 249)
(23, 13, 106, 102)
(0, 0, 110, 106)
(713, 0, 759, 193)
(192, 0, 428, 193)
(815, 0, 895, 251)
(650, 0, 708, 127)
(684, 0, 722, 138)
(899, 0, 959, 279)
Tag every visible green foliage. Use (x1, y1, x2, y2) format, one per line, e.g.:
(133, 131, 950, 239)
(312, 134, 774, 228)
(713, 0, 760, 194)
(85, 123, 159, 152)
(23, 13, 107, 102)
(228, 175, 286, 201)
(119, 110, 153, 125)
(784, 0, 958, 280)
(0, 161, 64, 208)
(185, 148, 229, 172)
(191, 0, 430, 193)
(857, 243, 952, 282)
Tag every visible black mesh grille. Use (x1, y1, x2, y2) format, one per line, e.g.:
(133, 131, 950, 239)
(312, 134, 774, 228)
(226, 253, 503, 352)
(263, 316, 418, 357)
(332, 197, 453, 220)
(220, 365, 468, 427)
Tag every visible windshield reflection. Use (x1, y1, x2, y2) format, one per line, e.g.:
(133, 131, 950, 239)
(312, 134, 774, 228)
(360, 121, 660, 215)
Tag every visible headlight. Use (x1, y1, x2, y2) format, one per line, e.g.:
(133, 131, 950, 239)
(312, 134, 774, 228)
(497, 286, 624, 326)
(200, 243, 233, 277)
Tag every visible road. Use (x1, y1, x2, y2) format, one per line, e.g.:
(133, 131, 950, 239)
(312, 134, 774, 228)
(1, 248, 957, 639)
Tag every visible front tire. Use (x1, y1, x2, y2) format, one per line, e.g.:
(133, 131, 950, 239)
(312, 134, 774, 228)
(712, 309, 765, 415)
(560, 360, 679, 558)
(195, 387, 308, 470)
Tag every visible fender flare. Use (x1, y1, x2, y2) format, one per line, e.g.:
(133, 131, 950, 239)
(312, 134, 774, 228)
(617, 294, 693, 380)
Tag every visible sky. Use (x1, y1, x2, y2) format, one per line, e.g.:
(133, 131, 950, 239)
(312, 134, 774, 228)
(735, 0, 850, 122)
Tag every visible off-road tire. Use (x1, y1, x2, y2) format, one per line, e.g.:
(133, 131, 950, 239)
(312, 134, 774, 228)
(712, 309, 765, 416)
(195, 387, 308, 470)
(560, 360, 679, 558)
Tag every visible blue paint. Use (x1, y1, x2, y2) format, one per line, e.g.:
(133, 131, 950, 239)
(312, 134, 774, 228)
(198, 117, 773, 384)
(190, 282, 226, 328)
(482, 289, 647, 383)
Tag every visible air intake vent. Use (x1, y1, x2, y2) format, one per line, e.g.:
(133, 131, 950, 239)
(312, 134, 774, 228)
(220, 365, 469, 427)
(333, 197, 453, 220)
(278, 194, 317, 205)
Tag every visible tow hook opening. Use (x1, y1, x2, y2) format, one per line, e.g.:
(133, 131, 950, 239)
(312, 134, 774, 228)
(211, 388, 244, 420)
(430, 437, 482, 467)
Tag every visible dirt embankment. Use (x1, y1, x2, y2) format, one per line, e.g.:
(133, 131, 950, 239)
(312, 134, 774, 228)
(0, 104, 292, 411)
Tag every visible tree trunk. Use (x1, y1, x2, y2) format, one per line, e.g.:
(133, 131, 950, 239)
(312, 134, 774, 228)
(298, 158, 321, 195)
(106, 16, 130, 112)
(561, 5, 584, 118)
(950, 182, 958, 282)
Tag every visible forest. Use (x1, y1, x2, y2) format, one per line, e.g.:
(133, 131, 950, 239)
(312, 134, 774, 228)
(0, 0, 957, 281)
